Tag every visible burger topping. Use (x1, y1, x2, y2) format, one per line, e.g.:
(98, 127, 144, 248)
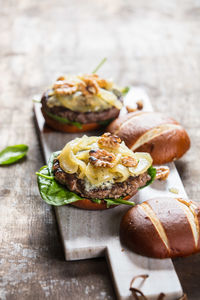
(155, 166, 170, 181)
(57, 134, 153, 187)
(121, 156, 138, 168)
(47, 74, 123, 113)
(89, 149, 115, 168)
(53, 79, 77, 96)
(98, 132, 121, 149)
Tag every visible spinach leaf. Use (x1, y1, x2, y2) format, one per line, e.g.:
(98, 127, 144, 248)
(139, 166, 157, 189)
(45, 110, 82, 129)
(0, 144, 28, 165)
(47, 151, 61, 175)
(37, 166, 83, 206)
(121, 86, 130, 96)
(98, 118, 114, 126)
(104, 198, 135, 208)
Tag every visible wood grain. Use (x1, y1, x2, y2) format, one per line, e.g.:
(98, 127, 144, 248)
(0, 0, 200, 299)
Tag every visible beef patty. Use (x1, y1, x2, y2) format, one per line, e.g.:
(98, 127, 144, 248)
(53, 159, 151, 199)
(41, 90, 122, 124)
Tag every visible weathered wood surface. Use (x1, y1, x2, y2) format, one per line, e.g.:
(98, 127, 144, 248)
(0, 0, 200, 299)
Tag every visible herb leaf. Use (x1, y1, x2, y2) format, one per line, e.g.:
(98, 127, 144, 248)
(121, 86, 130, 96)
(45, 110, 82, 129)
(104, 198, 135, 208)
(92, 57, 107, 74)
(139, 166, 157, 189)
(0, 144, 28, 165)
(37, 165, 83, 206)
(47, 151, 61, 175)
(98, 118, 114, 126)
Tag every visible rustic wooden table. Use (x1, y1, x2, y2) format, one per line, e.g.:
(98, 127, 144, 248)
(1, 0, 200, 299)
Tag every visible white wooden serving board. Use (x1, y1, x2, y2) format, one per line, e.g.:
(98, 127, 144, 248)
(34, 88, 184, 300)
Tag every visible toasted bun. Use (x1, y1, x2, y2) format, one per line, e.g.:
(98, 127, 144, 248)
(120, 197, 200, 258)
(107, 112, 190, 165)
(71, 195, 132, 210)
(41, 107, 100, 133)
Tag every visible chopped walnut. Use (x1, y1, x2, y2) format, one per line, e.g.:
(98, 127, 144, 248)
(98, 133, 121, 149)
(136, 100, 143, 110)
(56, 76, 65, 81)
(155, 166, 170, 181)
(82, 74, 111, 90)
(53, 79, 77, 95)
(126, 106, 138, 113)
(78, 77, 99, 96)
(126, 100, 143, 113)
(89, 149, 115, 168)
(121, 156, 138, 167)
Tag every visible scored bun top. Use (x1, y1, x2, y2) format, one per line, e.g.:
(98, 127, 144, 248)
(120, 197, 200, 259)
(107, 111, 190, 165)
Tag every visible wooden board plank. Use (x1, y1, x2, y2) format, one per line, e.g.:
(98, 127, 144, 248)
(34, 87, 184, 299)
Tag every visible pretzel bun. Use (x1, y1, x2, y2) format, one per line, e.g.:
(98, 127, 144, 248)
(41, 107, 99, 133)
(71, 195, 132, 210)
(107, 112, 190, 165)
(120, 197, 200, 258)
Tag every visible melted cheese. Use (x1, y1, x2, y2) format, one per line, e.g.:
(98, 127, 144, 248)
(58, 135, 152, 186)
(47, 75, 123, 112)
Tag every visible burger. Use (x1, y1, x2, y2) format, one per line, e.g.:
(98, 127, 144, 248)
(41, 74, 123, 132)
(36, 133, 156, 210)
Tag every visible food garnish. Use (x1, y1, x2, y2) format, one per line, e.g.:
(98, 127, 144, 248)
(0, 145, 28, 165)
(155, 166, 170, 181)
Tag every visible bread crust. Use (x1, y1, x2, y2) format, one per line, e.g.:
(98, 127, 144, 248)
(41, 107, 100, 133)
(107, 112, 190, 165)
(120, 197, 200, 258)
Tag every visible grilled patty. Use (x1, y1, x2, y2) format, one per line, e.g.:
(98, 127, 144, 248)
(41, 90, 122, 124)
(53, 159, 151, 199)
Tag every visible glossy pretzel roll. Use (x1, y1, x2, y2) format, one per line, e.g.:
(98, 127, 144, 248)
(107, 112, 190, 165)
(120, 197, 200, 258)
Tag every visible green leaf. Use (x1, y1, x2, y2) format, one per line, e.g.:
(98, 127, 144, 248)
(121, 86, 130, 96)
(0, 144, 28, 165)
(92, 57, 107, 74)
(45, 110, 82, 129)
(91, 199, 102, 204)
(98, 118, 114, 126)
(36, 166, 83, 206)
(104, 198, 135, 208)
(47, 151, 61, 175)
(139, 166, 157, 189)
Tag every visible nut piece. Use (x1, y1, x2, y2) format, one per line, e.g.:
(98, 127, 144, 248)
(89, 149, 115, 168)
(82, 74, 112, 90)
(136, 100, 143, 110)
(98, 133, 121, 149)
(126, 100, 143, 113)
(53, 80, 77, 95)
(155, 166, 170, 181)
(121, 156, 138, 167)
(78, 77, 99, 96)
(126, 106, 138, 113)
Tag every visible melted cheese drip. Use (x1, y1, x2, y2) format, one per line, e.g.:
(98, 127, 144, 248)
(58, 135, 152, 186)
